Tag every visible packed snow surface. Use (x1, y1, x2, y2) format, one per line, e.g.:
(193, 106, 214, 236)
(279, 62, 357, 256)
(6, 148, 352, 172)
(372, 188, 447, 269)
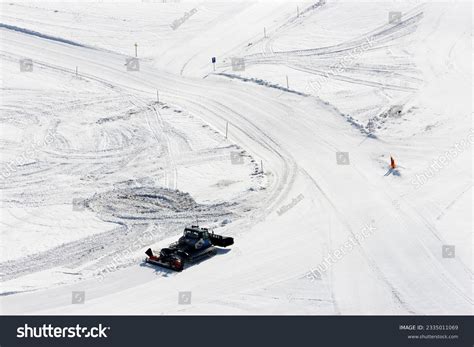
(0, 1, 472, 315)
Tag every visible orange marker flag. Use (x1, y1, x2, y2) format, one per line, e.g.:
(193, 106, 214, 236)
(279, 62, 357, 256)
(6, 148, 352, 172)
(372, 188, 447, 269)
(390, 156, 396, 169)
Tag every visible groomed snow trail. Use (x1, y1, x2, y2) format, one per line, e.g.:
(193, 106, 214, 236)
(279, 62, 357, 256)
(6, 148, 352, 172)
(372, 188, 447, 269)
(0, 2, 471, 315)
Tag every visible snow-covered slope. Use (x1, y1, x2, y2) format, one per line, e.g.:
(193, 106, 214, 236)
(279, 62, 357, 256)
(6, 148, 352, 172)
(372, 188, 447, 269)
(0, 1, 471, 315)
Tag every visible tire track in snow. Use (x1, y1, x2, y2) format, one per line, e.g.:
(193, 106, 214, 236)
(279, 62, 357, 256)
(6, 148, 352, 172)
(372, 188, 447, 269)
(298, 168, 416, 314)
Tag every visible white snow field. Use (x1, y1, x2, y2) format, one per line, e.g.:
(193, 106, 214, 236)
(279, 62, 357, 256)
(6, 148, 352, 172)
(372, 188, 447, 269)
(0, 1, 472, 315)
